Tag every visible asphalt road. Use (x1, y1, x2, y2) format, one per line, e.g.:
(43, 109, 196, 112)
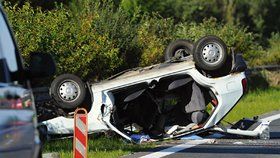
(124, 113, 280, 158)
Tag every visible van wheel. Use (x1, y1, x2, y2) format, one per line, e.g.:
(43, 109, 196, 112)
(193, 35, 227, 71)
(50, 74, 86, 109)
(164, 39, 193, 61)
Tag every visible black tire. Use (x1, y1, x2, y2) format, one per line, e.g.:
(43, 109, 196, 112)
(193, 35, 227, 71)
(50, 74, 86, 109)
(164, 39, 193, 61)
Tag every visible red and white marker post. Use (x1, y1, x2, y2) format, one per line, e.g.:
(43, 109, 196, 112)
(73, 108, 88, 158)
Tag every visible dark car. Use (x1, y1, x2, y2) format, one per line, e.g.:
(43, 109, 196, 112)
(0, 4, 55, 158)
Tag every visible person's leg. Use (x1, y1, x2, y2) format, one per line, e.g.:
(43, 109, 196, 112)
(149, 114, 166, 138)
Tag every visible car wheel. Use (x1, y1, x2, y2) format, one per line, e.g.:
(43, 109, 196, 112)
(50, 74, 86, 109)
(193, 35, 227, 71)
(164, 39, 193, 61)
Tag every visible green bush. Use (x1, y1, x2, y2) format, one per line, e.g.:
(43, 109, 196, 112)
(87, 1, 140, 69)
(175, 18, 268, 67)
(4, 2, 122, 80)
(4, 1, 176, 79)
(84, 1, 175, 67)
(4, 1, 266, 81)
(259, 32, 280, 65)
(137, 15, 175, 66)
(247, 32, 280, 66)
(176, 18, 255, 54)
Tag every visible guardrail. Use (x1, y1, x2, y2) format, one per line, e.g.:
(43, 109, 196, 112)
(249, 65, 280, 71)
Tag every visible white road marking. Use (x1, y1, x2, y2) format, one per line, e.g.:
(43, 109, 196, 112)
(139, 139, 213, 158)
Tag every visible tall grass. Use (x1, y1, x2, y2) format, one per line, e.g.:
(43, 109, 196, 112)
(44, 136, 154, 158)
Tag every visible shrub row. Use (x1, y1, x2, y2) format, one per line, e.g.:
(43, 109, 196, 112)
(255, 33, 280, 65)
(3, 1, 270, 80)
(5, 3, 122, 80)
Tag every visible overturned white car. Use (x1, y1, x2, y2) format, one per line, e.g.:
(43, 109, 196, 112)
(42, 35, 249, 142)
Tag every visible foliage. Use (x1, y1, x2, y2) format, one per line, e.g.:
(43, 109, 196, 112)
(5, 0, 70, 10)
(7, 0, 280, 39)
(247, 32, 280, 66)
(258, 33, 280, 65)
(3, 0, 279, 81)
(3, 1, 176, 79)
(175, 18, 255, 55)
(120, 0, 222, 23)
(236, 0, 280, 38)
(85, 1, 141, 68)
(119, 0, 280, 67)
(75, 0, 175, 67)
(119, 0, 280, 39)
(175, 18, 280, 67)
(137, 15, 175, 66)
(4, 2, 122, 80)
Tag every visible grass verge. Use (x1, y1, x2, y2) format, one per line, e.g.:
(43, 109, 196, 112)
(43, 136, 155, 158)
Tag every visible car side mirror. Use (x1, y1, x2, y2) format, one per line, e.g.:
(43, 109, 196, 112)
(28, 53, 56, 78)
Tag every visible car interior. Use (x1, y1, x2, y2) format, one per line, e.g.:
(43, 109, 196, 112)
(109, 74, 218, 139)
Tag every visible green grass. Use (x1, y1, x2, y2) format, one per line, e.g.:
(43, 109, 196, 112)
(43, 136, 155, 158)
(224, 87, 280, 123)
(43, 87, 280, 158)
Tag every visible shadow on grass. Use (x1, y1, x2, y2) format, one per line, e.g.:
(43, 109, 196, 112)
(247, 71, 270, 90)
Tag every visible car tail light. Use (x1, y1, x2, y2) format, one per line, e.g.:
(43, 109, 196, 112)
(13, 99, 23, 109)
(0, 99, 23, 109)
(242, 78, 248, 94)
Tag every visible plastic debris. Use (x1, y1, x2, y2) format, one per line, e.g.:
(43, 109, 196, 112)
(130, 134, 151, 143)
